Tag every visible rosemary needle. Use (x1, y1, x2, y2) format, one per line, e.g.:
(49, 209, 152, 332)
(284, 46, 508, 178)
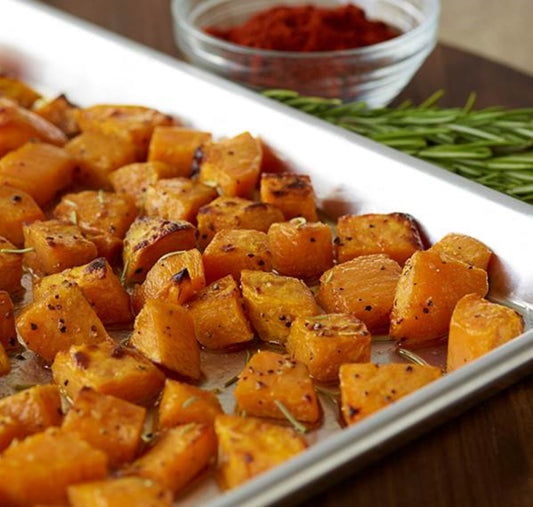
(274, 400, 308, 434)
(397, 348, 429, 366)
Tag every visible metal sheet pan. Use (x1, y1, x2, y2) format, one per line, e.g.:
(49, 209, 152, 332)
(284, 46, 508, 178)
(1, 1, 532, 506)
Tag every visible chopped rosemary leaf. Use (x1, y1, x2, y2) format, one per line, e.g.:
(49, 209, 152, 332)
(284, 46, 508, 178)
(323, 271, 334, 285)
(98, 189, 105, 204)
(13, 383, 36, 391)
(274, 400, 307, 434)
(372, 335, 395, 343)
(120, 261, 129, 286)
(158, 250, 185, 263)
(397, 348, 429, 366)
(63, 199, 78, 207)
(223, 375, 239, 388)
(70, 210, 78, 225)
(0, 247, 34, 254)
(182, 396, 199, 409)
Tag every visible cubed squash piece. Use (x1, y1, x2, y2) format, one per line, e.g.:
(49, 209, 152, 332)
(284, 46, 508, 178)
(62, 388, 146, 468)
(144, 177, 217, 224)
(130, 300, 200, 380)
(287, 314, 371, 382)
(0, 428, 108, 507)
(52, 341, 165, 406)
(0, 76, 41, 108)
(66, 131, 138, 189)
(0, 185, 45, 246)
(0, 342, 10, 376)
(123, 216, 197, 283)
(54, 191, 137, 239)
(318, 255, 402, 333)
(199, 132, 262, 198)
(33, 94, 80, 137)
(335, 213, 424, 265)
(241, 270, 319, 344)
(389, 250, 489, 346)
(148, 126, 212, 177)
(187, 275, 253, 349)
(23, 220, 97, 276)
(86, 233, 123, 265)
(0, 141, 74, 206)
(340, 363, 442, 425)
(215, 415, 306, 490)
(203, 229, 272, 283)
(447, 294, 524, 372)
(0, 291, 18, 351)
(234, 350, 320, 423)
(0, 237, 23, 294)
(268, 220, 333, 280)
(430, 233, 493, 270)
(260, 173, 317, 221)
(0, 416, 26, 452)
(158, 379, 223, 428)
(127, 424, 217, 493)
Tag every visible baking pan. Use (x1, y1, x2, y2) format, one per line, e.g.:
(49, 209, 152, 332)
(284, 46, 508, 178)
(0, 1, 532, 506)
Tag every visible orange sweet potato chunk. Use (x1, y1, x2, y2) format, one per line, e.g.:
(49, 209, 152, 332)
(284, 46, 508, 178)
(33, 94, 80, 137)
(234, 350, 320, 423)
(389, 250, 489, 346)
(430, 233, 493, 270)
(215, 414, 306, 490)
(86, 233, 123, 265)
(0, 416, 25, 452)
(0, 342, 10, 376)
(0, 291, 17, 351)
(0, 237, 23, 294)
(340, 363, 442, 425)
(0, 76, 41, 108)
(318, 254, 402, 333)
(447, 294, 524, 372)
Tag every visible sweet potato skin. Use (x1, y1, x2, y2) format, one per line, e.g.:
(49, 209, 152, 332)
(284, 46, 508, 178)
(0, 342, 10, 376)
(430, 233, 492, 270)
(33, 94, 80, 138)
(0, 237, 23, 294)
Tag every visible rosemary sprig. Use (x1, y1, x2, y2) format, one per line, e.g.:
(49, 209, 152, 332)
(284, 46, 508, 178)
(397, 348, 429, 366)
(0, 247, 34, 254)
(120, 261, 129, 286)
(274, 399, 308, 434)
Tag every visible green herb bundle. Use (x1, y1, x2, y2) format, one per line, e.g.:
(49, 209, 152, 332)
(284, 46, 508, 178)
(263, 90, 533, 204)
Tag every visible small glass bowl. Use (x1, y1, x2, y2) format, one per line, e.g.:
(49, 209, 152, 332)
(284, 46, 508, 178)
(172, 0, 440, 106)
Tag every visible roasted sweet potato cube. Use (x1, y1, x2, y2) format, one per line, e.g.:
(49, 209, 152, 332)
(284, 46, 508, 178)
(260, 173, 317, 221)
(33, 94, 80, 137)
(17, 281, 109, 362)
(340, 363, 442, 425)
(187, 275, 253, 349)
(0, 98, 67, 157)
(0, 416, 25, 452)
(199, 132, 262, 198)
(62, 388, 146, 468)
(123, 216, 197, 283)
(0, 185, 45, 246)
(234, 350, 320, 423)
(0, 428, 108, 507)
(0, 141, 74, 206)
(0, 237, 23, 294)
(430, 233, 493, 270)
(287, 314, 371, 382)
(54, 191, 137, 239)
(148, 126, 212, 177)
(335, 213, 424, 265)
(144, 177, 217, 224)
(215, 415, 306, 490)
(447, 294, 524, 372)
(68, 478, 173, 507)
(130, 300, 200, 380)
(127, 424, 217, 493)
(241, 270, 319, 344)
(318, 254, 402, 333)
(109, 161, 177, 208)
(23, 220, 97, 276)
(66, 131, 138, 189)
(0, 291, 18, 351)
(158, 379, 223, 428)
(203, 229, 272, 283)
(86, 233, 123, 265)
(33, 257, 132, 326)
(52, 341, 165, 406)
(389, 250, 489, 346)
(0, 76, 41, 107)
(0, 342, 10, 376)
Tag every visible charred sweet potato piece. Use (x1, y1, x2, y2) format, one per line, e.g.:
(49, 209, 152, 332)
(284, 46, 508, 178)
(33, 94, 80, 137)
(0, 185, 45, 246)
(144, 177, 217, 224)
(86, 233, 123, 265)
(215, 415, 306, 490)
(234, 350, 320, 423)
(203, 229, 272, 283)
(0, 141, 74, 206)
(0, 291, 18, 351)
(62, 388, 146, 468)
(241, 270, 319, 344)
(126, 424, 217, 493)
(260, 173, 317, 221)
(199, 132, 262, 198)
(123, 216, 197, 283)
(0, 342, 10, 376)
(287, 314, 371, 382)
(52, 341, 165, 406)
(130, 299, 200, 380)
(158, 379, 223, 428)
(318, 255, 402, 333)
(0, 76, 41, 108)
(389, 250, 489, 346)
(0, 237, 23, 294)
(23, 220, 97, 276)
(447, 294, 524, 372)
(187, 275, 253, 349)
(340, 363, 442, 425)
(430, 233, 492, 270)
(0, 416, 25, 452)
(197, 196, 284, 249)
(148, 126, 212, 177)
(335, 213, 424, 265)
(17, 281, 109, 362)
(0, 428, 108, 507)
